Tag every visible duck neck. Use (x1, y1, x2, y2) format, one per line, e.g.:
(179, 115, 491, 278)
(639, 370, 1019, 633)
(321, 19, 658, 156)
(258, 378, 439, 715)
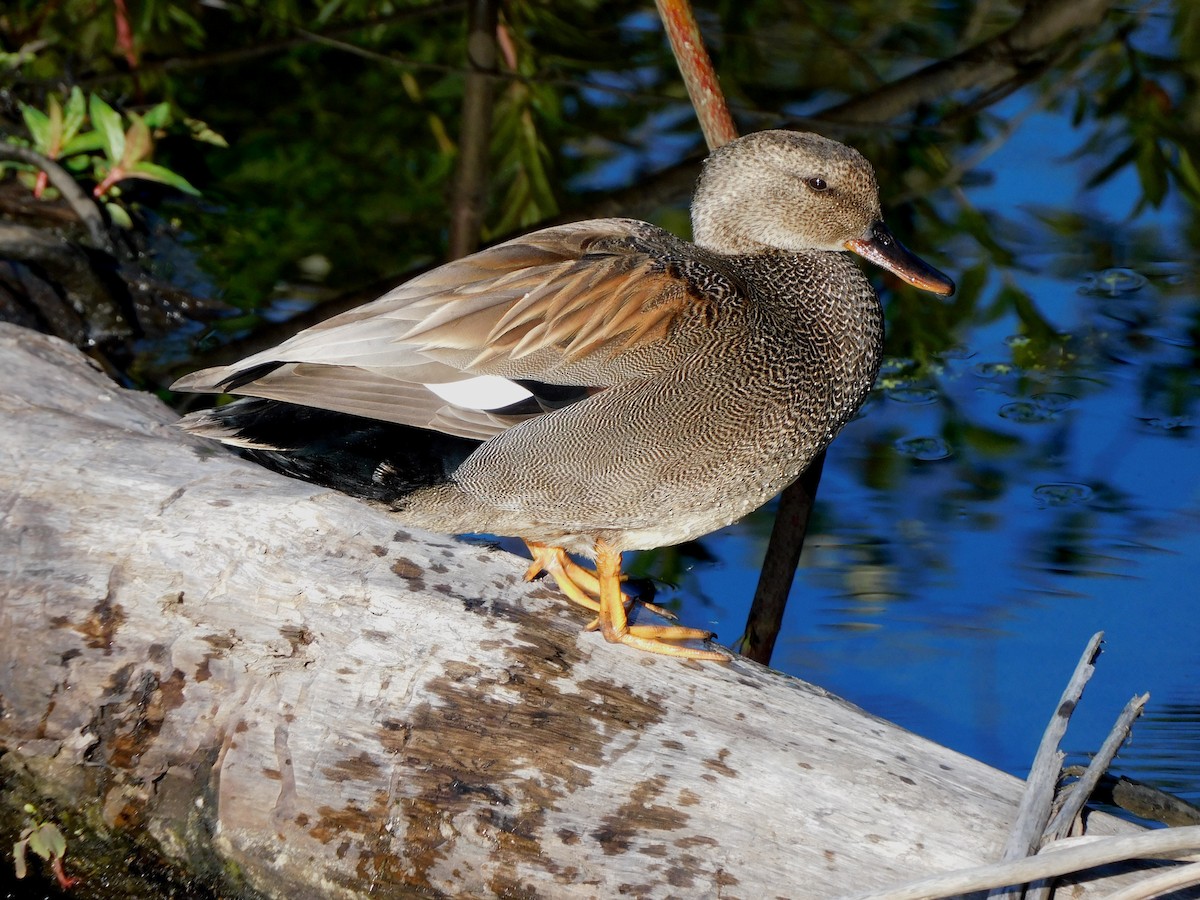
(741, 248, 885, 393)
(693, 230, 778, 257)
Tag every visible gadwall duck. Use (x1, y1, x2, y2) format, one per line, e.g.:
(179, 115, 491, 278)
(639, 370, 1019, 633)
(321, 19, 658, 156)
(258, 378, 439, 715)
(172, 130, 953, 662)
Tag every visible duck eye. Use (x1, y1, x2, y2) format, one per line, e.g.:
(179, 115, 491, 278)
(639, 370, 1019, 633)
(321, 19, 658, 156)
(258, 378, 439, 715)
(806, 176, 828, 191)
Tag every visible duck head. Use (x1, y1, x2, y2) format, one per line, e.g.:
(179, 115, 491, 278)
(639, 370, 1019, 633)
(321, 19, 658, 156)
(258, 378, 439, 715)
(691, 130, 955, 296)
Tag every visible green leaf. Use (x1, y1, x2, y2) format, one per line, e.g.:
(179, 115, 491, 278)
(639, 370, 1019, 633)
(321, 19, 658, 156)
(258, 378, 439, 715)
(24, 822, 66, 861)
(1085, 142, 1137, 190)
(315, 0, 346, 26)
(141, 102, 173, 130)
(122, 114, 153, 166)
(42, 824, 66, 860)
(88, 94, 126, 163)
(1174, 146, 1200, 200)
(126, 161, 201, 195)
(61, 131, 107, 156)
(1135, 141, 1167, 207)
(63, 87, 87, 144)
(165, 3, 205, 43)
(104, 200, 134, 229)
(184, 117, 228, 148)
(1, 49, 33, 71)
(45, 95, 64, 155)
(19, 104, 50, 150)
(27, 826, 51, 861)
(1009, 286, 1058, 344)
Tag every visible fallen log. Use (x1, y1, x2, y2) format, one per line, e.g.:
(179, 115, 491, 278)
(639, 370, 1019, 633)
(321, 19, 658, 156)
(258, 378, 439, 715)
(0, 324, 1179, 897)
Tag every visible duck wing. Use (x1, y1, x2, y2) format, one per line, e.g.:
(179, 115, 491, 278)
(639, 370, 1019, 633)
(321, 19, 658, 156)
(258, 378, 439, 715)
(172, 219, 742, 441)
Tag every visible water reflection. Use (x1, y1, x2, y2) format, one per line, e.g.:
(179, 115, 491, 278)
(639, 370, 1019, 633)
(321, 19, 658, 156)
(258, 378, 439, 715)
(1120, 695, 1200, 806)
(1080, 268, 1151, 297)
(892, 435, 954, 461)
(1031, 483, 1095, 507)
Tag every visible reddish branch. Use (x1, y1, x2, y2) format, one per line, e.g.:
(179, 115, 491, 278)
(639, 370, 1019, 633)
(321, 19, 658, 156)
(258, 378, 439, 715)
(653, 0, 737, 150)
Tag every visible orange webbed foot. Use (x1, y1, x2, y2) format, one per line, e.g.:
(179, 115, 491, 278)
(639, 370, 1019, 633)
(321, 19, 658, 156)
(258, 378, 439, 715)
(523, 541, 679, 622)
(524, 541, 727, 661)
(592, 541, 730, 662)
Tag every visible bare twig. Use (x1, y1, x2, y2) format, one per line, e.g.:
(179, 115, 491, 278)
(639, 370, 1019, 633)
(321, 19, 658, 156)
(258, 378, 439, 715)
(987, 632, 1104, 899)
(820, 0, 1117, 125)
(1045, 693, 1150, 842)
(654, 0, 829, 667)
(290, 28, 687, 108)
(1024, 690, 1150, 900)
(1100, 861, 1200, 900)
(841, 826, 1200, 900)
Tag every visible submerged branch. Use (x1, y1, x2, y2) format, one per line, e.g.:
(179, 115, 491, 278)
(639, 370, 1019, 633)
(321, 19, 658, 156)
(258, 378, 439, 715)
(566, 0, 1122, 223)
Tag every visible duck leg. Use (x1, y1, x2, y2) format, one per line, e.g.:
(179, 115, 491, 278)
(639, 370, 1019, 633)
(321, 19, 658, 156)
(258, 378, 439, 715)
(523, 542, 678, 627)
(595, 541, 729, 661)
(524, 542, 601, 611)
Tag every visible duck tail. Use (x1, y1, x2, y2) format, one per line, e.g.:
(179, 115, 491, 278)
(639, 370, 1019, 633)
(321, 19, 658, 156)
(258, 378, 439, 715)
(178, 398, 480, 504)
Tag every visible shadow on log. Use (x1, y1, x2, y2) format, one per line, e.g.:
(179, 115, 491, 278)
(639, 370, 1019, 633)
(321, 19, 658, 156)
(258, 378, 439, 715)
(0, 325, 1172, 897)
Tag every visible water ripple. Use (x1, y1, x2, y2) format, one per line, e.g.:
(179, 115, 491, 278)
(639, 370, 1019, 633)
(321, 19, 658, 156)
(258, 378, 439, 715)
(1079, 268, 1149, 296)
(1033, 482, 1095, 507)
(893, 436, 953, 461)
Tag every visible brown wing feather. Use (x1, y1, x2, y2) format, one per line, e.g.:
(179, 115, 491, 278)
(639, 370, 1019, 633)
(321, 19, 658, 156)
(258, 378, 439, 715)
(391, 220, 728, 374)
(172, 218, 740, 440)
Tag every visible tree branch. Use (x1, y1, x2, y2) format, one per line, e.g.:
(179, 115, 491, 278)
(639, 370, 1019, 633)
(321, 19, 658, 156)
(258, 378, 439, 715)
(447, 0, 499, 259)
(0, 144, 112, 253)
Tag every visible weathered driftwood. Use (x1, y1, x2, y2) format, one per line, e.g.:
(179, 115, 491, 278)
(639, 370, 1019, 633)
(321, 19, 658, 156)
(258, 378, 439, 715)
(0, 324, 1168, 897)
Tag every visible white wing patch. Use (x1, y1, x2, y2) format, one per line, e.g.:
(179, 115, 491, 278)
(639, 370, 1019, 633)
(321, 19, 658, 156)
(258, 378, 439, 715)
(424, 375, 534, 411)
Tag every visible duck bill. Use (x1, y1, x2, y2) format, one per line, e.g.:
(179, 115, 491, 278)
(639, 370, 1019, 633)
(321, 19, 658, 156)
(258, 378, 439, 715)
(845, 221, 955, 296)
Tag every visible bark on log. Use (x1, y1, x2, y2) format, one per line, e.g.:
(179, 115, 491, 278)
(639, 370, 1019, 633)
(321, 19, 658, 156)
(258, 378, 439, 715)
(0, 324, 1160, 897)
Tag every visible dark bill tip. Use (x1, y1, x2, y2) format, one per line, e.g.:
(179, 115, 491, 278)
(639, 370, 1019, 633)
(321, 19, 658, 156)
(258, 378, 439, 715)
(845, 221, 955, 297)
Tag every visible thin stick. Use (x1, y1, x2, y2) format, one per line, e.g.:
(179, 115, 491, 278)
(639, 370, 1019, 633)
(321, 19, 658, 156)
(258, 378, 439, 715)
(840, 826, 1200, 900)
(1100, 861, 1200, 900)
(1046, 692, 1149, 841)
(652, 0, 737, 150)
(1025, 691, 1151, 900)
(654, 0, 825, 667)
(987, 631, 1104, 900)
